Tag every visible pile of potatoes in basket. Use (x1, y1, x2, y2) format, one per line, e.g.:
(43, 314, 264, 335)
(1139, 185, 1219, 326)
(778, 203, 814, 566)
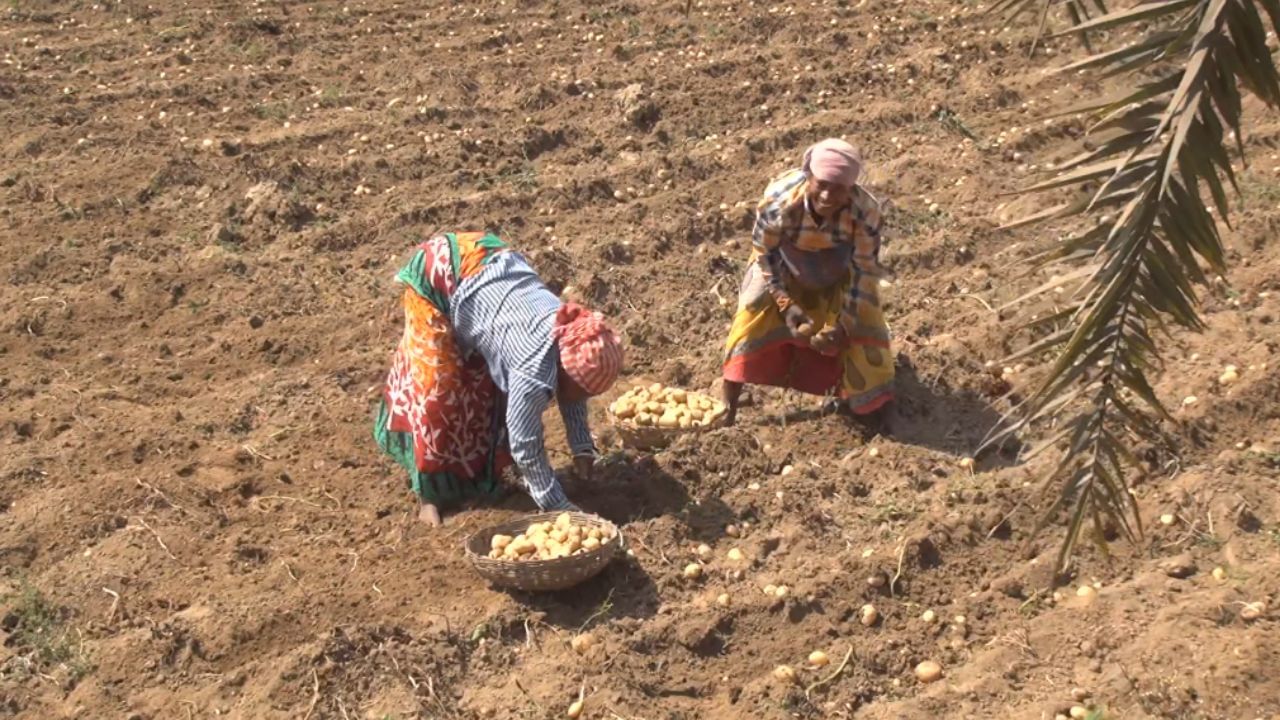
(488, 512, 616, 561)
(610, 383, 727, 429)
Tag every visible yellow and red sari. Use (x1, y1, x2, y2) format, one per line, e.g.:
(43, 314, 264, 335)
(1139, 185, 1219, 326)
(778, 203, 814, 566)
(723, 169, 894, 414)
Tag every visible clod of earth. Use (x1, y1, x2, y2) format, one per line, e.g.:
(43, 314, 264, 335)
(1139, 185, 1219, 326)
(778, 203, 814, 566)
(570, 633, 595, 654)
(1240, 601, 1265, 621)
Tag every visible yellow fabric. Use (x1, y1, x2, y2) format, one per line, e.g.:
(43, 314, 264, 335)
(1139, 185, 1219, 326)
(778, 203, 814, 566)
(724, 269, 894, 411)
(752, 168, 887, 341)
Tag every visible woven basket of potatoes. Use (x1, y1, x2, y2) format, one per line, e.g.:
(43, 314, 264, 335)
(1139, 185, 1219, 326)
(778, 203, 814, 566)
(465, 511, 624, 592)
(607, 382, 728, 450)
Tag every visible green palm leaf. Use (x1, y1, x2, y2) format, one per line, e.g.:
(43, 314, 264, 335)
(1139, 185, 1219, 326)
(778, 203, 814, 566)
(991, 0, 1280, 578)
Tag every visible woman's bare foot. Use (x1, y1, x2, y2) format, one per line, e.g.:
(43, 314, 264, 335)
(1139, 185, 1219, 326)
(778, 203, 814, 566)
(418, 502, 442, 526)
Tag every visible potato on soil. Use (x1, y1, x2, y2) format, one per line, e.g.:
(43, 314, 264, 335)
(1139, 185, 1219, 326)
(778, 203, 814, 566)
(914, 660, 943, 683)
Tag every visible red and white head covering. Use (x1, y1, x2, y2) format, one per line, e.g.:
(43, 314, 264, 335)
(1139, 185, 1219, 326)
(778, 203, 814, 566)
(802, 138, 862, 187)
(553, 302, 623, 396)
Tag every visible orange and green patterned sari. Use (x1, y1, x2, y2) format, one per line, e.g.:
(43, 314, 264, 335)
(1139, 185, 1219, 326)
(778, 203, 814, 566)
(372, 232, 511, 506)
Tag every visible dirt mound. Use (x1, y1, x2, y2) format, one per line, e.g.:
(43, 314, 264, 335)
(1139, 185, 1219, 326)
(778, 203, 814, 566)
(2, 1, 1279, 719)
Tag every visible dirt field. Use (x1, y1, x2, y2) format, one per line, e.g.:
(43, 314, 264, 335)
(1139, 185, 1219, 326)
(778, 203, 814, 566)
(3, 1, 1279, 718)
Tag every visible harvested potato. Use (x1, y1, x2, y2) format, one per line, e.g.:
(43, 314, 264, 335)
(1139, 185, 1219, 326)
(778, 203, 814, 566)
(772, 665, 797, 683)
(914, 660, 943, 683)
(488, 518, 614, 562)
(611, 382, 727, 430)
(808, 650, 829, 667)
(860, 604, 879, 627)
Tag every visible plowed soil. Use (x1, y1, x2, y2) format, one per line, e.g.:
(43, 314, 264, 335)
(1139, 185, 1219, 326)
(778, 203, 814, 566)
(2, 1, 1279, 719)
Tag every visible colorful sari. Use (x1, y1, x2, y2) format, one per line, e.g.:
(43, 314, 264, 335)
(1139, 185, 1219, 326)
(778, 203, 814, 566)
(723, 263, 894, 413)
(723, 170, 894, 414)
(372, 232, 512, 506)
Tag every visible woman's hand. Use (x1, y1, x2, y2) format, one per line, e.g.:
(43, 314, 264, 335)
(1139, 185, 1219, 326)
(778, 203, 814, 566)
(573, 454, 596, 482)
(783, 305, 816, 337)
(810, 325, 847, 354)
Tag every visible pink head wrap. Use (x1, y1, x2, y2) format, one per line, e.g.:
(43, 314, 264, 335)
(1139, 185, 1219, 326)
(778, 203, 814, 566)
(553, 302, 623, 396)
(801, 138, 862, 187)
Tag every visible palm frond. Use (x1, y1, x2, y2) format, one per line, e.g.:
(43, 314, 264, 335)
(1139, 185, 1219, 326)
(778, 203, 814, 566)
(992, 0, 1280, 578)
(990, 0, 1113, 52)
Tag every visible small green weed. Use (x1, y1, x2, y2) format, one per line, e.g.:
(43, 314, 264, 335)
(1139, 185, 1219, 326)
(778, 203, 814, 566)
(252, 102, 289, 120)
(318, 85, 346, 108)
(870, 502, 918, 524)
(3, 582, 91, 680)
(935, 107, 980, 141)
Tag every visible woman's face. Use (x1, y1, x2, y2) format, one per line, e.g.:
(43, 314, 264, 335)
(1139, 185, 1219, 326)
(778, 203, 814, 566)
(557, 366, 592, 404)
(806, 177, 852, 218)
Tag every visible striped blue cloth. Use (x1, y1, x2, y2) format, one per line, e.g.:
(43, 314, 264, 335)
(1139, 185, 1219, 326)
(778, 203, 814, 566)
(450, 251, 595, 510)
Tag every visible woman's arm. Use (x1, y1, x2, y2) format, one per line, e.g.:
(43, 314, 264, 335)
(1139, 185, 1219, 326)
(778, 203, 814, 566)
(752, 201, 791, 309)
(559, 398, 597, 458)
(506, 379, 573, 510)
(836, 195, 887, 339)
(560, 398, 598, 482)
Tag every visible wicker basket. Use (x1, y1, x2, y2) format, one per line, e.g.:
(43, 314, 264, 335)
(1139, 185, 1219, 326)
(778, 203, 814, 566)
(607, 391, 726, 450)
(464, 512, 625, 592)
